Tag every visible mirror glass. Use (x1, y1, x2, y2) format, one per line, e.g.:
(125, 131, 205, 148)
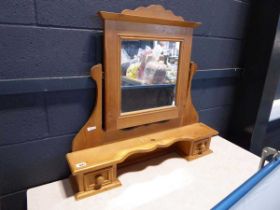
(121, 40, 180, 113)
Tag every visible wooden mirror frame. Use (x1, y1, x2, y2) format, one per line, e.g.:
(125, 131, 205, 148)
(100, 6, 200, 131)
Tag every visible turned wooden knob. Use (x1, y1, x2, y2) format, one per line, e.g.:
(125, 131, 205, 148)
(95, 175, 104, 189)
(199, 143, 206, 151)
(197, 143, 206, 154)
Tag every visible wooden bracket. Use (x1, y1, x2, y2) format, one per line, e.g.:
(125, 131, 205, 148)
(72, 64, 104, 151)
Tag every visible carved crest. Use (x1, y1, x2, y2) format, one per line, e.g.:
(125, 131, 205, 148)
(121, 4, 184, 21)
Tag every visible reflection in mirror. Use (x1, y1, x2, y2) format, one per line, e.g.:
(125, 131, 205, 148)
(121, 40, 180, 113)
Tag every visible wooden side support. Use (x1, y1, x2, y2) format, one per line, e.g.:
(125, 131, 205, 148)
(182, 61, 199, 125)
(72, 64, 105, 151)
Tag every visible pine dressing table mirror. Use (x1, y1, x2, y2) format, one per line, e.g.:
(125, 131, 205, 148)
(66, 5, 218, 200)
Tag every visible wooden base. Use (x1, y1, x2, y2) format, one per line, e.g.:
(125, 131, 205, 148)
(67, 123, 217, 199)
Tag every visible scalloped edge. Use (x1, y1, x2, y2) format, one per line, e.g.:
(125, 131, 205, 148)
(121, 4, 184, 21)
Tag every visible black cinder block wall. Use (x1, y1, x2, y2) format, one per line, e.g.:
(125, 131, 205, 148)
(0, 1, 250, 209)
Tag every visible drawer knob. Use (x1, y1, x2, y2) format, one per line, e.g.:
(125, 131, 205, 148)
(198, 143, 206, 154)
(95, 175, 105, 189)
(199, 143, 206, 151)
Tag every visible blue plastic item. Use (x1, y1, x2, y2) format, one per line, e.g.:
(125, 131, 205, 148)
(212, 156, 280, 210)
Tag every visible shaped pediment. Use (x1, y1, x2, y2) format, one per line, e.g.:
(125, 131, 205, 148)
(121, 4, 184, 21)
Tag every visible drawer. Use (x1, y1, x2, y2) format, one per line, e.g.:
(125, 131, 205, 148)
(192, 138, 210, 156)
(84, 167, 113, 191)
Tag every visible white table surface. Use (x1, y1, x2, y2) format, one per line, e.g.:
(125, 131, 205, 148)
(27, 136, 260, 210)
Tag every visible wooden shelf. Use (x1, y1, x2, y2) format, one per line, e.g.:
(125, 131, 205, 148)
(67, 123, 217, 176)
